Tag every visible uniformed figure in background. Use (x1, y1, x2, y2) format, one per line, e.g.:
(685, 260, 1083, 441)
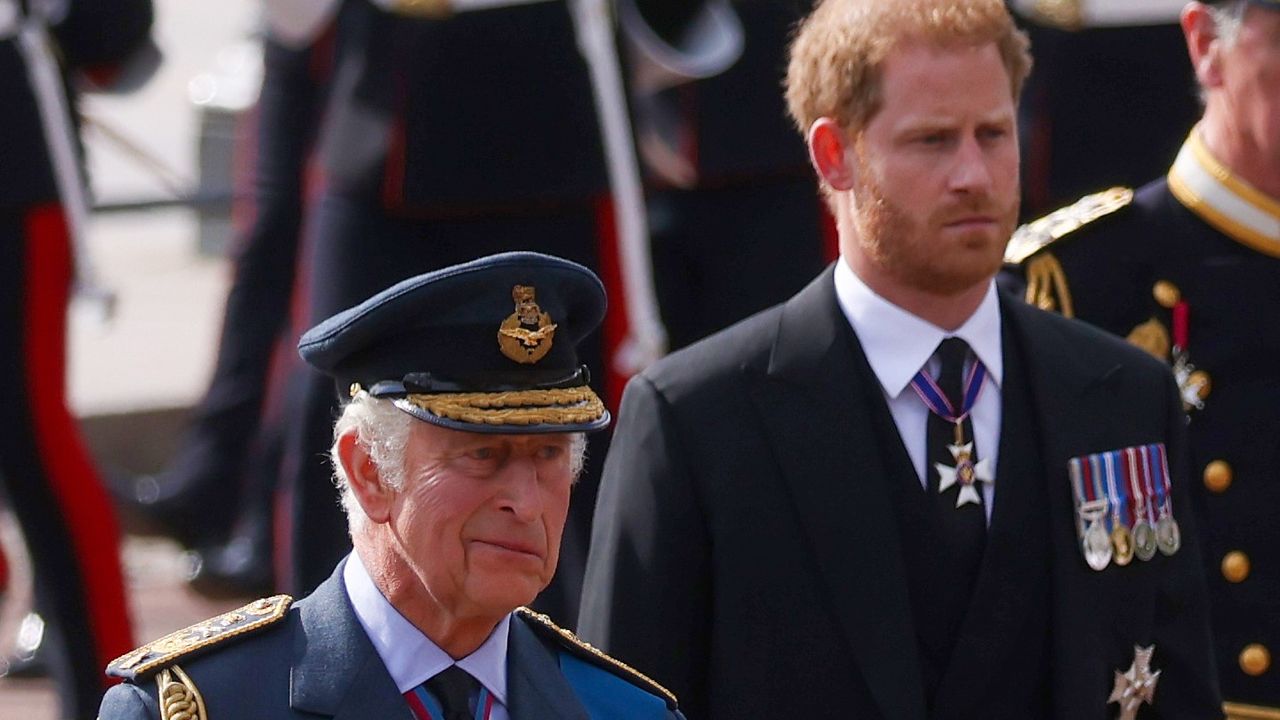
(0, 0, 153, 716)
(1008, 1, 1280, 713)
(111, 30, 334, 598)
(1010, 0, 1203, 216)
(100, 252, 687, 720)
(639, 0, 831, 352)
(579, 0, 1221, 717)
(266, 0, 733, 626)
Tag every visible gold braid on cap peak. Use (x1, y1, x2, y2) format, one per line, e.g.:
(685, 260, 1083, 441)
(404, 386, 605, 426)
(1023, 252, 1075, 318)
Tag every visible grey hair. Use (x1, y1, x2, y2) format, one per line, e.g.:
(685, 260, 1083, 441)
(1207, 0, 1248, 47)
(1196, 0, 1250, 103)
(329, 392, 590, 533)
(330, 392, 414, 533)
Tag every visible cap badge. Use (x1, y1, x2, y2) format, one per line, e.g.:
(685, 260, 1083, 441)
(498, 285, 558, 364)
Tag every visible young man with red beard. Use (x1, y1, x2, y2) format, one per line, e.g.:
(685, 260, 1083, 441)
(578, 0, 1222, 717)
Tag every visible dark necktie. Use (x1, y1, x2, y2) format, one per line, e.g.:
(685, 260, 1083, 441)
(425, 666, 478, 720)
(926, 337, 987, 590)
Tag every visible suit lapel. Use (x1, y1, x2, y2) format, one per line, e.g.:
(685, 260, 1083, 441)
(506, 615, 590, 720)
(291, 561, 414, 720)
(746, 268, 926, 720)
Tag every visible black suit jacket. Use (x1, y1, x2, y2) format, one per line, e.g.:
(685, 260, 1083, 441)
(1014, 178, 1280, 708)
(100, 562, 684, 720)
(578, 266, 1221, 719)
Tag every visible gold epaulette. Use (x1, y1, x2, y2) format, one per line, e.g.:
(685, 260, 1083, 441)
(515, 607, 678, 708)
(107, 595, 293, 680)
(1004, 186, 1134, 264)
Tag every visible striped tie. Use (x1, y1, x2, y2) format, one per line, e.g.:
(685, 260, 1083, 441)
(405, 666, 478, 720)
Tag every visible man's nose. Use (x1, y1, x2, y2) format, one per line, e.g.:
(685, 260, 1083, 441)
(498, 458, 542, 521)
(949, 135, 995, 193)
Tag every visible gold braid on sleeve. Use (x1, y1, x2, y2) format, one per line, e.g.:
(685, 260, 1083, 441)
(156, 666, 207, 720)
(1023, 253, 1075, 319)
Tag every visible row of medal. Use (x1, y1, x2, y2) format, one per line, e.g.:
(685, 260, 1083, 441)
(1069, 443, 1181, 571)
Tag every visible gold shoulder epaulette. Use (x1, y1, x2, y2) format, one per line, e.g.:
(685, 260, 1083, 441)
(107, 595, 293, 680)
(515, 607, 677, 708)
(1004, 186, 1134, 264)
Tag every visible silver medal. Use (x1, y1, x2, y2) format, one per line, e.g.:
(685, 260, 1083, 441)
(1084, 520, 1113, 571)
(1133, 521, 1158, 561)
(1077, 499, 1112, 571)
(1156, 516, 1181, 555)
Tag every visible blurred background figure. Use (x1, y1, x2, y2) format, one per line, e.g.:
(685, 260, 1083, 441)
(273, 0, 743, 621)
(110, 31, 331, 600)
(1010, 0, 1202, 215)
(113, 0, 839, 623)
(0, 0, 155, 716)
(1007, 0, 1280, 713)
(636, 0, 830, 352)
(109, 0, 740, 626)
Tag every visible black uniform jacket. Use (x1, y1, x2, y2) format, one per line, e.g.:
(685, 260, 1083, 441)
(578, 266, 1221, 719)
(100, 561, 684, 720)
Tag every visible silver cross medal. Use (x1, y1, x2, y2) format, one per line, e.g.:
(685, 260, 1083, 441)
(934, 420, 994, 508)
(1109, 645, 1160, 720)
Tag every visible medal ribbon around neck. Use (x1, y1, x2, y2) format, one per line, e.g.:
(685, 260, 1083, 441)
(909, 356, 988, 428)
(910, 353, 992, 507)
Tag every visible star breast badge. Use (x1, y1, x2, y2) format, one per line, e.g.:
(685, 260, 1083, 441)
(1108, 645, 1160, 720)
(935, 441, 994, 508)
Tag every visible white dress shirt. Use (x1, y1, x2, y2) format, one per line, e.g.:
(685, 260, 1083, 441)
(344, 552, 512, 720)
(833, 258, 1004, 522)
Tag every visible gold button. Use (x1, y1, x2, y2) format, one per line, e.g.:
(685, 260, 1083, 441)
(1153, 280, 1181, 308)
(1203, 460, 1233, 493)
(1222, 551, 1251, 583)
(1189, 370, 1212, 399)
(1240, 644, 1271, 676)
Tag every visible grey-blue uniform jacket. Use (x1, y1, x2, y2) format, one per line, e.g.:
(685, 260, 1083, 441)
(99, 563, 684, 720)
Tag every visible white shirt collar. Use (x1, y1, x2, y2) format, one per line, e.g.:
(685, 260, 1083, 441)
(343, 552, 510, 704)
(833, 257, 1004, 398)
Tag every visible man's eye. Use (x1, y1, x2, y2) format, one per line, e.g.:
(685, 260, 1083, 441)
(536, 445, 564, 460)
(467, 447, 497, 461)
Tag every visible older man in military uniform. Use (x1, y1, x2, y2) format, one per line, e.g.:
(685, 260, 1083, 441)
(98, 252, 685, 720)
(1008, 1, 1280, 714)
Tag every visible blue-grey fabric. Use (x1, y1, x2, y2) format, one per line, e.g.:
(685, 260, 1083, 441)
(98, 560, 683, 720)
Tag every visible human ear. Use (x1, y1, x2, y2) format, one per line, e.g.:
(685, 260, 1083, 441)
(1181, 3, 1223, 89)
(807, 117, 858, 191)
(337, 430, 394, 524)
